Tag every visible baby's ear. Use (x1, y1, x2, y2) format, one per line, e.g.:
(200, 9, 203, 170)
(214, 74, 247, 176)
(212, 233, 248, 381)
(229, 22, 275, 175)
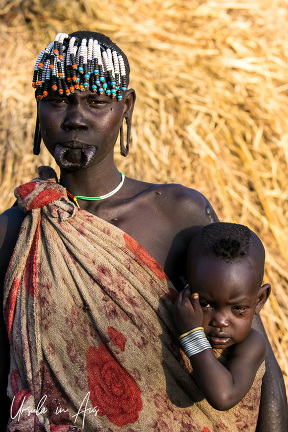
(255, 283, 271, 314)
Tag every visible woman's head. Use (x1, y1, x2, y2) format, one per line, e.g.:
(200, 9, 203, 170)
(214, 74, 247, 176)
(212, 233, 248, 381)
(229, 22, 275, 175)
(33, 31, 135, 159)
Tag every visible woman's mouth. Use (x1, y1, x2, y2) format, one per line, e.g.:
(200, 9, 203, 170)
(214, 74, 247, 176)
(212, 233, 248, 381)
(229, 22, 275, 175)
(54, 145, 96, 169)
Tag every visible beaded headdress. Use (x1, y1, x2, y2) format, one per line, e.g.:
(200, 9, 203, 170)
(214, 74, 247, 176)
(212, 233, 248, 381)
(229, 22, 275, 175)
(33, 32, 128, 100)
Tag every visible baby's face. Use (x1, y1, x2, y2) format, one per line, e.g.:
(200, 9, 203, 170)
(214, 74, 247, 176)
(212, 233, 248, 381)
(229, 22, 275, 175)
(187, 256, 259, 349)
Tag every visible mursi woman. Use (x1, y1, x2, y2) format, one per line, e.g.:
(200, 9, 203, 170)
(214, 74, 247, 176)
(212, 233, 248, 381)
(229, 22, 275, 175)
(0, 31, 286, 431)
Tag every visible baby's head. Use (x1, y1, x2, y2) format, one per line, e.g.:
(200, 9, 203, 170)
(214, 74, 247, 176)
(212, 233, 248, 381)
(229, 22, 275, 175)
(186, 223, 270, 349)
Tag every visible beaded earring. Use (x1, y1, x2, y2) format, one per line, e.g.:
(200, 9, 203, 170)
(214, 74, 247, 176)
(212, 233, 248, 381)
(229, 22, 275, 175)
(33, 115, 42, 155)
(120, 116, 131, 157)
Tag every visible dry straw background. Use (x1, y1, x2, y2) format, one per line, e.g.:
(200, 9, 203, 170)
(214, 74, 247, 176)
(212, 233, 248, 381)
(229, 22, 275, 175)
(1, 0, 287, 395)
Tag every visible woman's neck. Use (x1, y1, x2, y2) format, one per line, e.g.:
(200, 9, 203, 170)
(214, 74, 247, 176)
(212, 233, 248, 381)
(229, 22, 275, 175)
(59, 162, 121, 198)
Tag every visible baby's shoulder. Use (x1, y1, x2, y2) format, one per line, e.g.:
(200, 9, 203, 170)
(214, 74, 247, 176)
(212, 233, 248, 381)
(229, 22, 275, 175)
(232, 329, 266, 362)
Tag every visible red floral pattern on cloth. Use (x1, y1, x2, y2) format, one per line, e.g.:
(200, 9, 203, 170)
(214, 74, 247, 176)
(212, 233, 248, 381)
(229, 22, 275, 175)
(86, 343, 143, 427)
(4, 278, 21, 344)
(4, 170, 265, 431)
(10, 389, 32, 418)
(108, 326, 127, 352)
(24, 219, 41, 297)
(15, 181, 66, 212)
(50, 424, 78, 431)
(124, 233, 168, 281)
(167, 287, 178, 304)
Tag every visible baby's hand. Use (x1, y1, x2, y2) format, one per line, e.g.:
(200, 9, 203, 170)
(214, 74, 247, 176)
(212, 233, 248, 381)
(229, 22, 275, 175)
(172, 285, 203, 334)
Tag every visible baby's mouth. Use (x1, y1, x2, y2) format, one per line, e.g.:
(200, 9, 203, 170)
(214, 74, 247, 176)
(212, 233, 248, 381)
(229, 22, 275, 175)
(54, 145, 96, 169)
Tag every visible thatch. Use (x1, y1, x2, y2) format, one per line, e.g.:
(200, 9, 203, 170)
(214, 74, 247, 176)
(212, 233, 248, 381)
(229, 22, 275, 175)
(1, 0, 287, 395)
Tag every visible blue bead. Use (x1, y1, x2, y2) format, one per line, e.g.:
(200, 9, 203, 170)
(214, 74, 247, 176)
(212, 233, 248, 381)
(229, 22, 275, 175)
(111, 81, 116, 86)
(100, 77, 105, 81)
(92, 85, 97, 89)
(84, 74, 89, 79)
(111, 89, 116, 93)
(122, 87, 127, 91)
(103, 83, 107, 88)
(117, 95, 123, 99)
(96, 81, 100, 85)
(84, 83, 89, 87)
(94, 70, 99, 74)
(99, 88, 104, 93)
(78, 67, 83, 72)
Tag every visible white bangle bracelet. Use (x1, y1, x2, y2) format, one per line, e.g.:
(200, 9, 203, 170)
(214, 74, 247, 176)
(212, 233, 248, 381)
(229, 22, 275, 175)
(179, 328, 212, 357)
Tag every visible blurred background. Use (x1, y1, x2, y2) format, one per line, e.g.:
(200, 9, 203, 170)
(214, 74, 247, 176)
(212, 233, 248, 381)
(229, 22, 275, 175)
(1, 0, 288, 394)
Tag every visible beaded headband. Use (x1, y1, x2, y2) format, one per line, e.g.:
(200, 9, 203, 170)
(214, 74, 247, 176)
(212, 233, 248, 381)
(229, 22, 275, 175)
(32, 32, 128, 100)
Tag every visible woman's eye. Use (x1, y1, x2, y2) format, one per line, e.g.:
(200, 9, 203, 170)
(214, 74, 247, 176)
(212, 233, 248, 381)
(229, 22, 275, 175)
(88, 98, 107, 106)
(47, 97, 67, 104)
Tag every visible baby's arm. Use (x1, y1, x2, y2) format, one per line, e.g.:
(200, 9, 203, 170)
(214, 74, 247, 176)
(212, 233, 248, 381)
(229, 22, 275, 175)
(173, 287, 266, 411)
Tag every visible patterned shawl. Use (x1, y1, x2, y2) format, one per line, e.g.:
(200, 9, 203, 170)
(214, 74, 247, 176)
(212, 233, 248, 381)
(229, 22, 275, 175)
(3, 168, 264, 432)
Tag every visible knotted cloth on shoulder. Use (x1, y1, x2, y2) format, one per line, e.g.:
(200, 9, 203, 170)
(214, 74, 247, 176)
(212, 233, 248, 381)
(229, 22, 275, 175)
(4, 167, 265, 432)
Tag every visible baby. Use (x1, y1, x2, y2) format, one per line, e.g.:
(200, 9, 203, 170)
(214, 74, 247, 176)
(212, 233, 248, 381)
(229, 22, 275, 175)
(173, 222, 271, 411)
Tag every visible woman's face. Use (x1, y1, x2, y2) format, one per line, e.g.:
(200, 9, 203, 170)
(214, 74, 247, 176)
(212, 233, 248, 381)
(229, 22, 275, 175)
(38, 89, 134, 170)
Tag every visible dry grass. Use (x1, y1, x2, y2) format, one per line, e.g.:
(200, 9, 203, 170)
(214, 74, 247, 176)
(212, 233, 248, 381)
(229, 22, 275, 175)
(1, 0, 288, 395)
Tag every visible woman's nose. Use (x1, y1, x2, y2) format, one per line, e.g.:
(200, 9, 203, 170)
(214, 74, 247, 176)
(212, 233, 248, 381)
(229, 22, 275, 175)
(62, 107, 88, 130)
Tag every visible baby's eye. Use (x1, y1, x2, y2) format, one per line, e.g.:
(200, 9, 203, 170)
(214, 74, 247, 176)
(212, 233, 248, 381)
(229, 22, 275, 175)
(200, 301, 212, 310)
(234, 306, 248, 315)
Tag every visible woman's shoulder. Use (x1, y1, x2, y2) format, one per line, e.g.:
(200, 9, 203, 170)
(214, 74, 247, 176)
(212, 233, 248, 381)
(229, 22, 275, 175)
(128, 178, 219, 225)
(0, 205, 26, 233)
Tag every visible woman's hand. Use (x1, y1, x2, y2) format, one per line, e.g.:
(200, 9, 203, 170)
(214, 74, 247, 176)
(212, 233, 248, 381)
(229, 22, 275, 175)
(172, 284, 203, 334)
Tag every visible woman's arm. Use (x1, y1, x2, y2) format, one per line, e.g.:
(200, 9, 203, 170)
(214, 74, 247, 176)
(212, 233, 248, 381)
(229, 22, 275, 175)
(253, 315, 288, 432)
(0, 206, 26, 429)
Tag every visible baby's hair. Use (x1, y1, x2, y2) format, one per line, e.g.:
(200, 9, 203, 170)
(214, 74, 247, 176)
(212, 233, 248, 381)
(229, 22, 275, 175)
(188, 223, 265, 286)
